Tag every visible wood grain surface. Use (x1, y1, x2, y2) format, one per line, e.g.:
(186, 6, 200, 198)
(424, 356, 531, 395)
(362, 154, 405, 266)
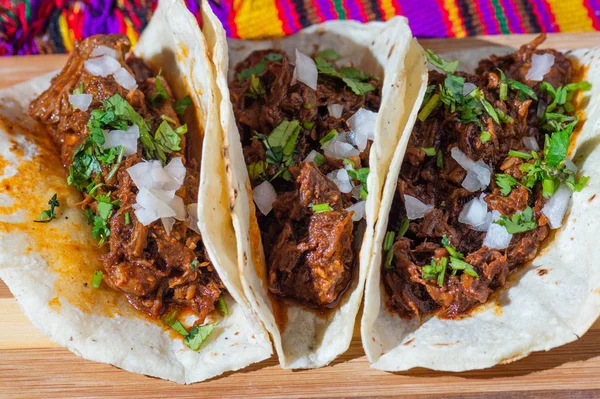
(1, 32, 600, 398)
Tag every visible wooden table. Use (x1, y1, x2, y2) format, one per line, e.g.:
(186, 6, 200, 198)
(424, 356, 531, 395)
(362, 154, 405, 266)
(1, 32, 600, 398)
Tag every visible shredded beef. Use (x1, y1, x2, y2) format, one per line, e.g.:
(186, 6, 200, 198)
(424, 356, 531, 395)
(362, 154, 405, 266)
(383, 35, 577, 319)
(29, 34, 223, 321)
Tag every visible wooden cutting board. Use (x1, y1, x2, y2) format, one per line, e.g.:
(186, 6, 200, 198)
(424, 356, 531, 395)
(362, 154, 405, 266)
(1, 32, 600, 398)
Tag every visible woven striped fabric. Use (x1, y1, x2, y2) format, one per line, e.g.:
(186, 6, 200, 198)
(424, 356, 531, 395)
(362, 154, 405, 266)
(1, 0, 599, 55)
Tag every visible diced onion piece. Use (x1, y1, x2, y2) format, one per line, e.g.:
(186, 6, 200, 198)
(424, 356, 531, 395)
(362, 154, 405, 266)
(542, 184, 572, 229)
(163, 157, 186, 190)
(565, 158, 577, 173)
(186, 203, 201, 234)
(68, 93, 93, 111)
(253, 180, 277, 215)
(522, 136, 540, 151)
(84, 55, 121, 77)
(451, 147, 491, 191)
(327, 169, 353, 194)
(458, 196, 488, 228)
(162, 217, 176, 235)
(328, 104, 343, 118)
(113, 67, 138, 91)
(463, 82, 477, 96)
(323, 134, 360, 159)
(482, 221, 513, 249)
(304, 149, 321, 164)
(404, 195, 433, 220)
(133, 188, 177, 226)
(526, 53, 555, 81)
(127, 157, 186, 191)
(293, 49, 318, 90)
(91, 45, 118, 59)
(346, 200, 366, 222)
(103, 125, 140, 156)
(347, 108, 378, 151)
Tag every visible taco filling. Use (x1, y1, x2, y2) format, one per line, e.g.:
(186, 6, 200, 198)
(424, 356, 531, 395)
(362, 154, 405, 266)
(382, 35, 591, 319)
(229, 49, 382, 308)
(28, 35, 225, 346)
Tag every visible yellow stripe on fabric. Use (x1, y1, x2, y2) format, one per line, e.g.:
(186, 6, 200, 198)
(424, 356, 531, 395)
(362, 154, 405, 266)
(58, 13, 74, 52)
(379, 0, 395, 21)
(443, 0, 467, 38)
(125, 18, 138, 47)
(234, 0, 285, 39)
(546, 0, 594, 32)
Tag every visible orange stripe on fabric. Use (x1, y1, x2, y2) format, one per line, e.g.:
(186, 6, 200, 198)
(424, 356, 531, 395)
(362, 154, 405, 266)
(234, 0, 286, 38)
(546, 0, 595, 32)
(443, 0, 467, 38)
(379, 0, 396, 20)
(58, 12, 74, 52)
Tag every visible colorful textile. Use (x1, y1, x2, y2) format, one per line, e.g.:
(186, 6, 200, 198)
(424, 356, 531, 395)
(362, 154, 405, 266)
(1, 0, 599, 55)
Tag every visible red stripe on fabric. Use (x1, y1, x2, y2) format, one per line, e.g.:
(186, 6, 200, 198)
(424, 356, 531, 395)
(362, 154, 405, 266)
(472, 0, 490, 34)
(312, 0, 326, 22)
(434, 0, 455, 37)
(391, 0, 401, 17)
(503, 0, 526, 33)
(228, 0, 240, 38)
(355, 0, 369, 21)
(583, 0, 600, 30)
(275, 0, 294, 35)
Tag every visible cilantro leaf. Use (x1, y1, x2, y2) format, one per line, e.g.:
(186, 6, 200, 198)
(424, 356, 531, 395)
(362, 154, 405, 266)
(480, 130, 491, 143)
(34, 193, 59, 223)
(184, 323, 217, 351)
(494, 206, 537, 234)
(151, 70, 169, 107)
(264, 52, 283, 62)
(546, 128, 570, 167)
(495, 173, 520, 195)
(343, 78, 375, 95)
(217, 296, 229, 316)
(317, 48, 341, 60)
(424, 49, 459, 74)
(309, 203, 333, 213)
(247, 160, 267, 180)
(246, 74, 266, 98)
(238, 59, 266, 81)
(174, 95, 192, 114)
(154, 120, 184, 154)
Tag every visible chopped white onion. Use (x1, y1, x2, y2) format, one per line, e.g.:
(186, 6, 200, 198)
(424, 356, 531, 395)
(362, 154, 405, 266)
(404, 195, 433, 220)
(347, 108, 377, 151)
(328, 104, 343, 118)
(463, 82, 477, 96)
(458, 196, 489, 228)
(526, 53, 555, 81)
(304, 149, 321, 164)
(327, 168, 353, 194)
(451, 147, 491, 192)
(323, 134, 360, 159)
(253, 180, 277, 215)
(127, 157, 186, 192)
(293, 49, 318, 90)
(103, 125, 140, 156)
(133, 188, 177, 225)
(113, 67, 138, 91)
(186, 203, 201, 234)
(91, 45, 118, 59)
(542, 184, 572, 229)
(565, 158, 577, 173)
(522, 136, 540, 151)
(161, 217, 176, 235)
(84, 55, 121, 77)
(346, 200, 366, 221)
(68, 93, 92, 111)
(163, 157, 187, 189)
(482, 216, 513, 250)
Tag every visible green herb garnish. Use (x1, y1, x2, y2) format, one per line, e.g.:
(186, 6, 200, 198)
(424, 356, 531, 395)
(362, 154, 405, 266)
(124, 211, 131, 225)
(314, 57, 375, 95)
(317, 48, 341, 60)
(174, 95, 192, 114)
(92, 270, 103, 288)
(494, 206, 537, 234)
(424, 49, 459, 74)
(310, 203, 333, 213)
(151, 70, 169, 106)
(184, 323, 217, 351)
(34, 193, 59, 223)
(420, 147, 436, 156)
(217, 296, 229, 316)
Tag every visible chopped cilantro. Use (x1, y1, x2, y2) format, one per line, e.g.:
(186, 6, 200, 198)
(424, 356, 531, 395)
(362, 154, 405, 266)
(508, 150, 534, 159)
(495, 173, 521, 195)
(217, 296, 228, 316)
(184, 323, 217, 351)
(383, 231, 396, 251)
(494, 206, 537, 234)
(264, 52, 283, 62)
(546, 128, 570, 167)
(151, 70, 169, 107)
(259, 120, 301, 181)
(247, 160, 268, 180)
(319, 130, 337, 145)
(190, 259, 199, 270)
(398, 217, 410, 237)
(480, 130, 491, 143)
(314, 57, 375, 95)
(92, 270, 103, 288)
(420, 147, 436, 156)
(424, 49, 459, 74)
(422, 257, 448, 286)
(449, 257, 478, 277)
(162, 310, 189, 336)
(436, 150, 444, 168)
(72, 82, 84, 95)
(317, 48, 341, 60)
(345, 161, 370, 200)
(309, 203, 333, 213)
(124, 212, 131, 225)
(313, 153, 325, 167)
(246, 74, 266, 98)
(497, 69, 537, 100)
(303, 121, 315, 130)
(174, 95, 192, 114)
(154, 120, 185, 155)
(238, 59, 266, 81)
(34, 193, 59, 223)
(418, 93, 440, 122)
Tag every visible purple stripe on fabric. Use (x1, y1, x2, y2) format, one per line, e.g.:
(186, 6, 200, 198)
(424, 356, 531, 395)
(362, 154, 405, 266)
(208, 0, 232, 36)
(477, 0, 501, 35)
(500, 0, 525, 33)
(319, 0, 337, 21)
(529, 0, 556, 33)
(398, 0, 447, 38)
(343, 0, 362, 20)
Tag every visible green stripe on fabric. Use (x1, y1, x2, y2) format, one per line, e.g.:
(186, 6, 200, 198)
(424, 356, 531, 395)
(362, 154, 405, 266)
(332, 0, 347, 19)
(491, 0, 511, 34)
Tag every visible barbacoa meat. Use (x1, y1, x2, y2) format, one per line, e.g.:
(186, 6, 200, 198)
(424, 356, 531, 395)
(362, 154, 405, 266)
(29, 34, 224, 322)
(383, 35, 585, 319)
(229, 49, 382, 308)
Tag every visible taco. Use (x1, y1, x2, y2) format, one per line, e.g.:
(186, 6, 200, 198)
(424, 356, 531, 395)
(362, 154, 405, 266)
(0, 0, 271, 383)
(202, 1, 428, 368)
(362, 35, 600, 371)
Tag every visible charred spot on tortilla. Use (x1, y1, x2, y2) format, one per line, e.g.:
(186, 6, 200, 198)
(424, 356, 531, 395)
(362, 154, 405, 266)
(28, 34, 225, 350)
(229, 48, 382, 309)
(381, 34, 591, 320)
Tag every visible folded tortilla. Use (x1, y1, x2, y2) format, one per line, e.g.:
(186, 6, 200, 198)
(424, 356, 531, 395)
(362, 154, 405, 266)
(362, 46, 600, 371)
(202, 0, 428, 368)
(0, 0, 271, 384)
